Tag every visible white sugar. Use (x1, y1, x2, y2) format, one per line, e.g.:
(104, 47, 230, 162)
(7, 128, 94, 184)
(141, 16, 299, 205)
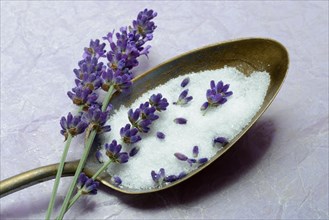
(102, 66, 270, 189)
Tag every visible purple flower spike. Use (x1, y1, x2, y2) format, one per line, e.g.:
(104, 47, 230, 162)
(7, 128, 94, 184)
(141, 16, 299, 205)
(181, 77, 190, 88)
(174, 117, 187, 124)
(77, 173, 99, 195)
(149, 93, 169, 112)
(214, 137, 228, 146)
(120, 124, 142, 144)
(192, 146, 199, 158)
(174, 152, 188, 161)
(156, 131, 165, 140)
(112, 176, 122, 186)
(105, 140, 129, 164)
(60, 112, 88, 140)
(173, 89, 193, 105)
(129, 146, 140, 157)
(151, 168, 165, 185)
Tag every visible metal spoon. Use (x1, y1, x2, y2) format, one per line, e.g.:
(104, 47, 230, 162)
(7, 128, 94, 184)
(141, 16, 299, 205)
(0, 38, 289, 197)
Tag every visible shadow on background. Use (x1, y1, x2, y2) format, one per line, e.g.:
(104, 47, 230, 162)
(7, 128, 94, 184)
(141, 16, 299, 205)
(108, 118, 276, 210)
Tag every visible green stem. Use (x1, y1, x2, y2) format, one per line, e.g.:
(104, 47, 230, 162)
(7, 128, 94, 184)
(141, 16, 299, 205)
(92, 160, 112, 179)
(45, 134, 73, 220)
(57, 86, 116, 220)
(67, 190, 82, 211)
(57, 130, 97, 220)
(102, 85, 115, 112)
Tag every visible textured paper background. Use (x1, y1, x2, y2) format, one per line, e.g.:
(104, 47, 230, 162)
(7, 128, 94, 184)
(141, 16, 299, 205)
(1, 1, 328, 219)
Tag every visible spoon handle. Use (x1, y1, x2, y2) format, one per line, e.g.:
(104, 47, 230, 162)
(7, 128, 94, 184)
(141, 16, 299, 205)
(0, 160, 79, 198)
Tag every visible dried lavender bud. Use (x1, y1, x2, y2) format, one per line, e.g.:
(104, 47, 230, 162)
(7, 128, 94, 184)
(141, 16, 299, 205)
(192, 146, 199, 158)
(177, 172, 187, 179)
(128, 108, 141, 125)
(198, 158, 208, 164)
(174, 117, 187, 124)
(112, 176, 122, 186)
(156, 131, 165, 139)
(82, 105, 112, 133)
(77, 173, 99, 195)
(135, 119, 152, 133)
(120, 124, 142, 144)
(173, 89, 193, 105)
(180, 77, 190, 88)
(174, 152, 188, 161)
(151, 168, 165, 185)
(95, 149, 104, 163)
(164, 175, 178, 183)
(129, 146, 140, 157)
(187, 158, 197, 166)
(105, 140, 129, 164)
(214, 137, 228, 146)
(60, 112, 88, 140)
(139, 102, 159, 121)
(149, 93, 169, 111)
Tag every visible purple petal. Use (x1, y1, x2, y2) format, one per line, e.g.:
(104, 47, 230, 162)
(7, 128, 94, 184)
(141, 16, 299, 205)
(174, 117, 187, 124)
(174, 152, 188, 161)
(181, 77, 190, 88)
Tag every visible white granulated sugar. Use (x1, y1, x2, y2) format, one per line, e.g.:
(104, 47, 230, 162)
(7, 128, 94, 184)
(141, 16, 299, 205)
(102, 66, 270, 189)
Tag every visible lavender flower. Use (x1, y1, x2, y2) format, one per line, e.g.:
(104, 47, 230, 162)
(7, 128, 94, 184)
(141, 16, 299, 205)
(129, 146, 140, 157)
(174, 152, 188, 161)
(67, 86, 98, 108)
(83, 39, 106, 59)
(112, 176, 122, 187)
(214, 136, 228, 146)
(149, 93, 169, 111)
(77, 173, 99, 195)
(201, 80, 233, 112)
(151, 168, 165, 185)
(156, 132, 165, 139)
(174, 117, 187, 124)
(180, 77, 190, 88)
(131, 9, 157, 41)
(164, 171, 187, 183)
(120, 124, 142, 144)
(139, 102, 159, 121)
(198, 158, 208, 164)
(101, 69, 132, 93)
(192, 146, 199, 158)
(173, 89, 193, 105)
(105, 140, 129, 163)
(82, 105, 112, 133)
(74, 57, 104, 80)
(60, 112, 88, 140)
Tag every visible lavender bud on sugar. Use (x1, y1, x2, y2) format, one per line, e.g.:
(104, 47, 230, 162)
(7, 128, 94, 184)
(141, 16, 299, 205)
(151, 168, 165, 185)
(164, 175, 178, 183)
(173, 89, 193, 105)
(156, 131, 165, 139)
(149, 93, 169, 112)
(201, 80, 233, 111)
(214, 137, 228, 146)
(174, 152, 188, 161)
(105, 140, 129, 164)
(198, 158, 208, 164)
(180, 77, 190, 88)
(112, 176, 122, 186)
(187, 158, 197, 166)
(129, 146, 140, 157)
(192, 146, 199, 158)
(174, 117, 187, 124)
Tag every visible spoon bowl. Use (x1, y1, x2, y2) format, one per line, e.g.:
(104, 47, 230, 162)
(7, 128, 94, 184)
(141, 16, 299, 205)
(0, 38, 288, 197)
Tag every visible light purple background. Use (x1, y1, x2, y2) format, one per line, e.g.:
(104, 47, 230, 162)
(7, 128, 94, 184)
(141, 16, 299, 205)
(1, 1, 328, 219)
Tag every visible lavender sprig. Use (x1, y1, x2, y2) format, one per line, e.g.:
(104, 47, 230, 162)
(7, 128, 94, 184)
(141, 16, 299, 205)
(56, 9, 157, 219)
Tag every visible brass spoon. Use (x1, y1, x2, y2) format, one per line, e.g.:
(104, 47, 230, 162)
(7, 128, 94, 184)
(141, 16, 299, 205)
(0, 38, 288, 197)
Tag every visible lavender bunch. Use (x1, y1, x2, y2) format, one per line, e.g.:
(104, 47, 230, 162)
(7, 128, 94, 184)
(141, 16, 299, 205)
(46, 9, 157, 220)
